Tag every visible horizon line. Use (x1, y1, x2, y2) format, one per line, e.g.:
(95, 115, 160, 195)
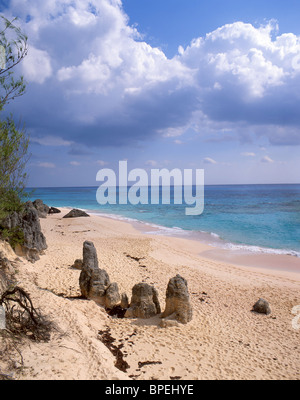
(25, 182, 300, 190)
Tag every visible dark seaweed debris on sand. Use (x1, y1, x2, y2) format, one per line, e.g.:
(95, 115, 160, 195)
(98, 327, 130, 372)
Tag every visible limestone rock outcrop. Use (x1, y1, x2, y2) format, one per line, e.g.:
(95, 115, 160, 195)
(79, 241, 120, 308)
(125, 283, 161, 319)
(32, 199, 50, 218)
(105, 282, 121, 310)
(161, 274, 192, 324)
(0, 201, 47, 262)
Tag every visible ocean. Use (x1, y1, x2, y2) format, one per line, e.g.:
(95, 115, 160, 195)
(26, 184, 300, 257)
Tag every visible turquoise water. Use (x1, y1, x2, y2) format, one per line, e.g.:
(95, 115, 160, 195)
(26, 184, 300, 257)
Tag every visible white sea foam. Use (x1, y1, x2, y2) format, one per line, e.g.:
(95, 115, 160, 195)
(221, 242, 300, 258)
(89, 210, 300, 258)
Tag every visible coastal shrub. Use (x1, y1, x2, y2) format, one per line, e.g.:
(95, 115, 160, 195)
(0, 227, 24, 249)
(0, 15, 30, 234)
(0, 117, 30, 219)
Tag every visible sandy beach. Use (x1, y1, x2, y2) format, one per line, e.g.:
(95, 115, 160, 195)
(3, 208, 300, 380)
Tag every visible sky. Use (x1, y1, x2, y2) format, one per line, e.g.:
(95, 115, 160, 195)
(1, 0, 300, 187)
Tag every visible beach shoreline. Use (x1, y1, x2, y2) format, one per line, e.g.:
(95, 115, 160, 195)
(86, 208, 300, 277)
(5, 207, 300, 380)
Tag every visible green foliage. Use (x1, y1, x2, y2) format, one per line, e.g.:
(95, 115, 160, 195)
(0, 15, 29, 238)
(0, 116, 30, 217)
(0, 15, 28, 110)
(0, 226, 24, 249)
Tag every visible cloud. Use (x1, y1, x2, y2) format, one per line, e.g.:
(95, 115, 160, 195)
(241, 152, 256, 157)
(36, 162, 56, 168)
(22, 46, 52, 84)
(31, 136, 73, 147)
(3, 1, 300, 148)
(70, 161, 81, 166)
(203, 157, 217, 164)
(261, 155, 275, 163)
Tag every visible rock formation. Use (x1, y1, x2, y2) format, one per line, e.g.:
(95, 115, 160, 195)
(63, 209, 90, 218)
(79, 241, 120, 308)
(48, 207, 61, 214)
(161, 274, 192, 324)
(252, 298, 271, 315)
(105, 282, 121, 310)
(0, 202, 47, 262)
(32, 199, 50, 218)
(125, 283, 161, 319)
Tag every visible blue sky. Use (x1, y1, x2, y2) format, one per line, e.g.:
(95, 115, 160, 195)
(1, 0, 300, 186)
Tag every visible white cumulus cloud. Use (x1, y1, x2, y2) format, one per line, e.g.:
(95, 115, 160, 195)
(2, 1, 300, 147)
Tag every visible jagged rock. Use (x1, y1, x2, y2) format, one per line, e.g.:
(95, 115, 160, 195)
(63, 209, 90, 218)
(125, 283, 161, 319)
(252, 298, 271, 315)
(79, 241, 111, 304)
(82, 241, 98, 269)
(0, 202, 47, 262)
(105, 282, 121, 310)
(162, 275, 192, 324)
(71, 259, 83, 270)
(120, 293, 129, 309)
(48, 207, 61, 214)
(33, 199, 50, 218)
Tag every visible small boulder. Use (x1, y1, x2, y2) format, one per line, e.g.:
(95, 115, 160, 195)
(63, 209, 90, 218)
(71, 259, 83, 270)
(162, 275, 192, 324)
(125, 283, 161, 319)
(48, 207, 61, 214)
(252, 298, 271, 315)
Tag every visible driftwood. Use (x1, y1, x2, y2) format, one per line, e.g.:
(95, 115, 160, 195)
(0, 286, 52, 342)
